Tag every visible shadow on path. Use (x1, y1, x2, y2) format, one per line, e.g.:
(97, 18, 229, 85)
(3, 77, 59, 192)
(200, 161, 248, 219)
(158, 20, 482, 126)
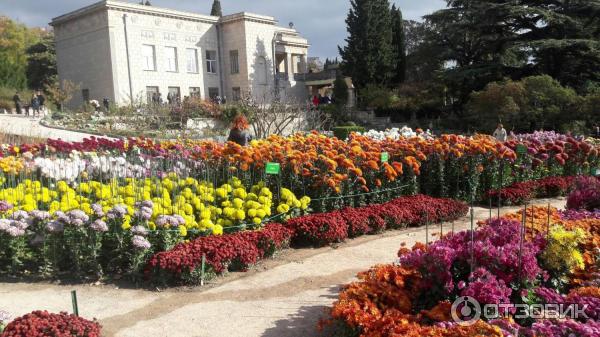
(261, 285, 341, 337)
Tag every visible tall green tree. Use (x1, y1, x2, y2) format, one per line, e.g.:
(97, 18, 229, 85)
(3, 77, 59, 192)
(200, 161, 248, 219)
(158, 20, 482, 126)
(425, 1, 526, 111)
(26, 32, 57, 90)
(390, 5, 406, 85)
(339, 0, 394, 89)
(518, 0, 600, 92)
(0, 16, 40, 90)
(210, 0, 223, 17)
(333, 75, 349, 106)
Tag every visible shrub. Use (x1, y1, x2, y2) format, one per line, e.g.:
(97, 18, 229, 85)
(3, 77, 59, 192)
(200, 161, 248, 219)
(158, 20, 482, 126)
(1, 311, 101, 337)
(286, 212, 348, 246)
(486, 176, 576, 205)
(567, 176, 600, 211)
(332, 126, 365, 140)
(145, 223, 293, 284)
(145, 195, 468, 284)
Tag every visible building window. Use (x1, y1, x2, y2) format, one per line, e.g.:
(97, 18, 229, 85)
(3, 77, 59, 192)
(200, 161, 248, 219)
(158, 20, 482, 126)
(189, 87, 201, 98)
(208, 87, 219, 99)
(165, 47, 178, 72)
(167, 87, 181, 104)
(232, 87, 241, 101)
(146, 86, 159, 104)
(142, 44, 156, 71)
(82, 89, 90, 102)
(206, 50, 217, 74)
(230, 50, 239, 74)
(186, 48, 198, 73)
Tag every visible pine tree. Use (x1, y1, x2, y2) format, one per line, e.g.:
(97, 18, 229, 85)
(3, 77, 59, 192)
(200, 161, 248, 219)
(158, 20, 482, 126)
(391, 5, 406, 85)
(518, 0, 600, 92)
(339, 0, 395, 89)
(211, 0, 223, 17)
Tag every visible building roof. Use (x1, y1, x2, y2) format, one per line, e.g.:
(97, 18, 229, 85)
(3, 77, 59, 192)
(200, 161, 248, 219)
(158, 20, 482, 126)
(50, 0, 283, 27)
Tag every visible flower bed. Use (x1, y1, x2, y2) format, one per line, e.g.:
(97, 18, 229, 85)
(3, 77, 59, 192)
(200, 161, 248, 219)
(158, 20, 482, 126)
(322, 199, 600, 336)
(484, 176, 577, 205)
(145, 195, 469, 284)
(0, 131, 597, 282)
(0, 176, 308, 279)
(1, 311, 101, 337)
(1, 131, 597, 209)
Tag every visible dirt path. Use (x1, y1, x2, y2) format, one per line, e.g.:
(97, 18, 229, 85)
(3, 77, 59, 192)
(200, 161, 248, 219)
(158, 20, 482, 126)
(0, 199, 565, 337)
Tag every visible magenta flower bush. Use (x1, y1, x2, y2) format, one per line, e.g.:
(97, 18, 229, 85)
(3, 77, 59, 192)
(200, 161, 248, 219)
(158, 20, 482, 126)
(399, 218, 544, 305)
(567, 176, 600, 211)
(461, 268, 513, 306)
(526, 319, 600, 337)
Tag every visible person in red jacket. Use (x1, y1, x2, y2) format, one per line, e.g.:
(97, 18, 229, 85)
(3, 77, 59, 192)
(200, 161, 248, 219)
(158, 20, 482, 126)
(312, 95, 319, 109)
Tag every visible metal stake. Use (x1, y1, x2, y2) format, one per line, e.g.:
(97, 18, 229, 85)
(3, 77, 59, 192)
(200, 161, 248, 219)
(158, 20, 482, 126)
(71, 290, 79, 317)
(200, 254, 206, 286)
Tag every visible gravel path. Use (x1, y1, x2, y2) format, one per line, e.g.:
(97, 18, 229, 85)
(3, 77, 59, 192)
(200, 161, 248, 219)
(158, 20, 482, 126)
(0, 115, 110, 142)
(0, 198, 566, 337)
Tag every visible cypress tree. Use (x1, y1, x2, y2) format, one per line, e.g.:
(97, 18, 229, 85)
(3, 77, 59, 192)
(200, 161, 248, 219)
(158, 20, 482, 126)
(391, 4, 406, 85)
(339, 0, 394, 89)
(210, 0, 223, 17)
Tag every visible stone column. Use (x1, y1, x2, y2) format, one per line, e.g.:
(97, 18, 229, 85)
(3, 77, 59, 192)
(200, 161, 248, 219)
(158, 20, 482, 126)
(286, 52, 293, 79)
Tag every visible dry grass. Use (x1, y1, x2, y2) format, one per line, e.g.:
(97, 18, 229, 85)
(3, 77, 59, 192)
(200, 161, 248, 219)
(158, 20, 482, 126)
(0, 132, 46, 145)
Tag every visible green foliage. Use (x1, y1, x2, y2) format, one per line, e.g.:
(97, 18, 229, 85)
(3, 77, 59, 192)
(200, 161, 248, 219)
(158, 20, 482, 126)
(339, 0, 395, 89)
(390, 5, 406, 85)
(424, 0, 600, 111)
(359, 84, 397, 109)
(466, 75, 583, 132)
(210, 0, 223, 16)
(0, 16, 44, 90)
(26, 33, 57, 89)
(332, 126, 365, 140)
(333, 76, 349, 107)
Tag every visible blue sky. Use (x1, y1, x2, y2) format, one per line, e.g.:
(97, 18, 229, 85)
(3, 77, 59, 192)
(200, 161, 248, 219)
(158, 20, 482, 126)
(0, 0, 446, 59)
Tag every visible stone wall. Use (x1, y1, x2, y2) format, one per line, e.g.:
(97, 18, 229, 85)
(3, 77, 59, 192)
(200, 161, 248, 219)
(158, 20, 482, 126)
(54, 10, 114, 109)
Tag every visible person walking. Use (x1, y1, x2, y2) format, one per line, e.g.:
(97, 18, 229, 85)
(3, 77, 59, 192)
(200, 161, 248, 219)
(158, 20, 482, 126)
(493, 123, 507, 142)
(31, 94, 40, 117)
(37, 91, 46, 114)
(13, 92, 21, 114)
(227, 115, 252, 146)
(103, 98, 110, 112)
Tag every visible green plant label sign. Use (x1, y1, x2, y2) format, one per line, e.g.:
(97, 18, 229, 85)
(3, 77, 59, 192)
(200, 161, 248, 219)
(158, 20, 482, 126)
(381, 152, 389, 163)
(516, 144, 527, 155)
(594, 167, 600, 177)
(265, 162, 280, 175)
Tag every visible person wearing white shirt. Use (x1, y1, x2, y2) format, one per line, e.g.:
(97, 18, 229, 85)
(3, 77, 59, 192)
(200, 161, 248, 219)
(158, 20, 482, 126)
(493, 123, 507, 142)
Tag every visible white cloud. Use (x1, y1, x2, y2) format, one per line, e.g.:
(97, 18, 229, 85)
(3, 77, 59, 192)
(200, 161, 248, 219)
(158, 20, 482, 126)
(0, 0, 446, 58)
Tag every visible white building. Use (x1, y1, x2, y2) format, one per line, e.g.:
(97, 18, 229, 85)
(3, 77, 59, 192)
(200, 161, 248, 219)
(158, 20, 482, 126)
(50, 0, 310, 108)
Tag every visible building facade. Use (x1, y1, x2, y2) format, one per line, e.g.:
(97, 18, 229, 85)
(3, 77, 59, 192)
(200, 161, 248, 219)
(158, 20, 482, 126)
(50, 0, 309, 108)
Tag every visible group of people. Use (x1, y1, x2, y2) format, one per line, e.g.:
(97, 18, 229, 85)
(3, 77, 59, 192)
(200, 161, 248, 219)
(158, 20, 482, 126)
(211, 95, 227, 105)
(311, 94, 333, 109)
(12, 91, 46, 117)
(150, 92, 183, 106)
